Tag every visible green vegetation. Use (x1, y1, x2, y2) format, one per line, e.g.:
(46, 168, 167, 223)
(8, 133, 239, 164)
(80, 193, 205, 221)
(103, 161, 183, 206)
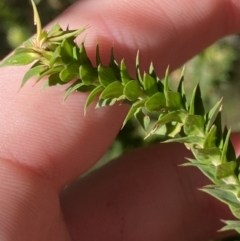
(1, 1, 240, 239)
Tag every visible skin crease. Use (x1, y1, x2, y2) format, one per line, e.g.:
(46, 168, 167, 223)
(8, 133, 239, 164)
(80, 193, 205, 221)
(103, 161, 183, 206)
(0, 0, 240, 240)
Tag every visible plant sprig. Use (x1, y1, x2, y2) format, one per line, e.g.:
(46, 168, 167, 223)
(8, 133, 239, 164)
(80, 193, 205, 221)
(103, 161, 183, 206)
(1, 0, 240, 235)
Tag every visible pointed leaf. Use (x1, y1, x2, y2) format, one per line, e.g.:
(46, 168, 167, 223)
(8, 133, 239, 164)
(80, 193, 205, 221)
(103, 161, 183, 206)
(98, 64, 117, 87)
(145, 92, 166, 112)
(183, 115, 205, 137)
(165, 91, 183, 110)
(191, 147, 221, 165)
(122, 99, 146, 128)
(135, 51, 143, 86)
(49, 27, 87, 43)
(161, 122, 183, 138)
(182, 159, 218, 183)
(205, 98, 223, 131)
(143, 73, 158, 97)
(60, 38, 75, 64)
(134, 108, 150, 131)
(84, 85, 104, 113)
(120, 59, 131, 85)
(79, 64, 97, 86)
(96, 44, 101, 66)
(221, 128, 236, 163)
(109, 47, 120, 80)
(96, 98, 119, 108)
(64, 82, 87, 100)
(189, 84, 205, 115)
(204, 125, 217, 149)
(201, 186, 240, 208)
(149, 62, 157, 79)
(155, 110, 187, 126)
(100, 81, 123, 99)
(31, 0, 42, 41)
(48, 23, 62, 37)
(21, 64, 46, 87)
(164, 135, 205, 145)
(49, 45, 61, 67)
(42, 73, 63, 88)
(163, 66, 170, 95)
(123, 80, 143, 101)
(177, 69, 187, 110)
(59, 62, 79, 82)
(220, 220, 240, 233)
(36, 65, 63, 83)
(79, 42, 91, 65)
(216, 161, 237, 179)
(0, 52, 39, 67)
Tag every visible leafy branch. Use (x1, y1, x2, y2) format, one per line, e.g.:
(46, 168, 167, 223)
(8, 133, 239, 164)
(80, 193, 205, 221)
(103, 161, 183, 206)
(1, 0, 240, 235)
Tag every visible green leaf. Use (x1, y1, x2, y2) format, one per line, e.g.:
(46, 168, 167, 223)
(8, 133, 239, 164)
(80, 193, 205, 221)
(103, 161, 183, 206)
(221, 128, 235, 163)
(143, 73, 158, 97)
(165, 91, 183, 110)
(36, 65, 63, 83)
(123, 80, 143, 101)
(79, 64, 97, 86)
(42, 73, 63, 88)
(191, 147, 221, 165)
(149, 62, 157, 80)
(162, 122, 183, 137)
(120, 59, 131, 85)
(183, 115, 205, 137)
(122, 99, 146, 128)
(201, 186, 240, 208)
(204, 125, 217, 149)
(31, 0, 42, 42)
(14, 47, 36, 55)
(177, 69, 187, 110)
(79, 42, 91, 65)
(64, 82, 87, 100)
(100, 81, 123, 99)
(84, 85, 104, 113)
(49, 45, 61, 67)
(212, 111, 223, 148)
(60, 38, 75, 64)
(182, 159, 219, 184)
(96, 98, 119, 108)
(164, 135, 205, 145)
(48, 23, 62, 37)
(145, 92, 166, 112)
(220, 220, 240, 233)
(96, 44, 102, 66)
(21, 64, 46, 87)
(135, 51, 143, 86)
(134, 108, 150, 131)
(0, 52, 39, 67)
(163, 66, 170, 95)
(205, 98, 222, 131)
(49, 27, 87, 43)
(109, 48, 121, 80)
(189, 84, 205, 115)
(59, 62, 79, 82)
(98, 64, 117, 87)
(216, 161, 237, 179)
(155, 110, 187, 126)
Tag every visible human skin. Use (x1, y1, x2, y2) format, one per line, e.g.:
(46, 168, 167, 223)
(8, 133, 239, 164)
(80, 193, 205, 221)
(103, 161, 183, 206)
(1, 0, 240, 240)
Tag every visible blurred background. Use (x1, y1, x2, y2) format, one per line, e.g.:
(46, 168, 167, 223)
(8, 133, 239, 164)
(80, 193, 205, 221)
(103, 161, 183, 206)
(1, 0, 240, 168)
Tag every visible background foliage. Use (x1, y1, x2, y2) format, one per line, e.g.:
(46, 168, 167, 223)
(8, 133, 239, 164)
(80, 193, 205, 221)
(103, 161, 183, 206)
(1, 0, 240, 167)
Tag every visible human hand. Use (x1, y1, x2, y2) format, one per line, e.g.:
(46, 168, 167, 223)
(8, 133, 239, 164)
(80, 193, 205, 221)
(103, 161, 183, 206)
(1, 0, 240, 240)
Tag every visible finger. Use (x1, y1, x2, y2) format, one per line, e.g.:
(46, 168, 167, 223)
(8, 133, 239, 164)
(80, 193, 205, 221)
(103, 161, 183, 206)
(1, 0, 240, 189)
(60, 0, 240, 75)
(60, 143, 234, 241)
